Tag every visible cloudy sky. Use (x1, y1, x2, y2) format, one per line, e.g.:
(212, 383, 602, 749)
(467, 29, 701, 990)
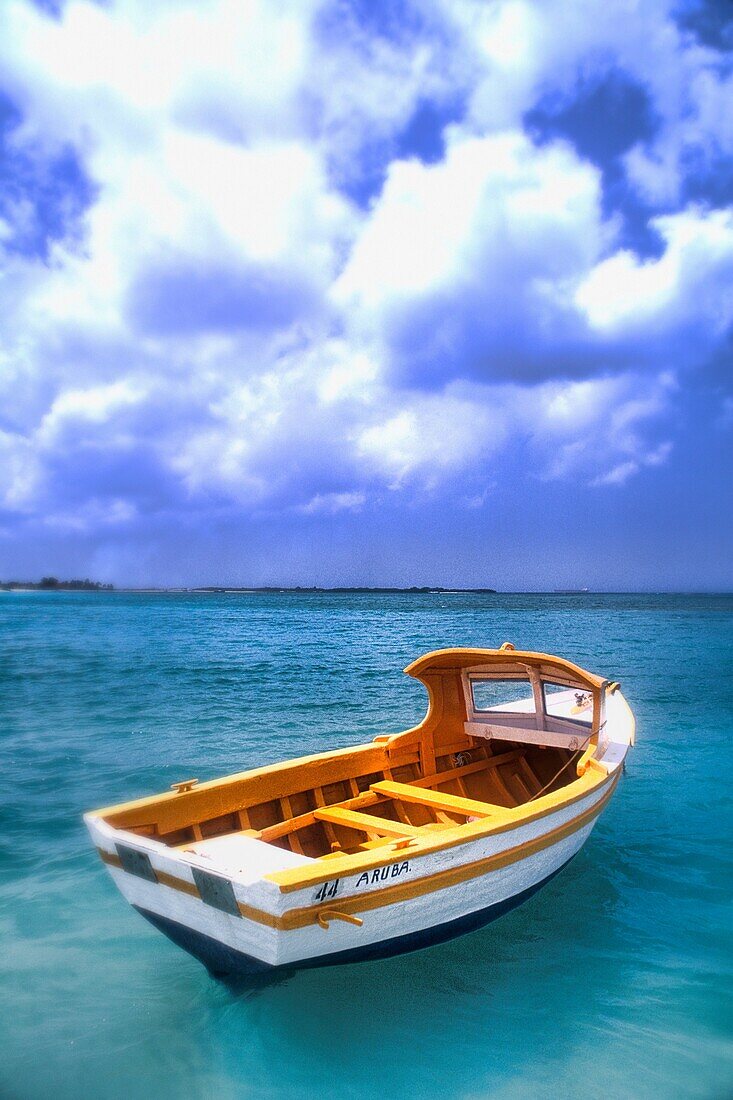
(0, 0, 731, 589)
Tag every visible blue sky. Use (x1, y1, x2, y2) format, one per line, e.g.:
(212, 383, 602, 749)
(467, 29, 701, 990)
(0, 0, 731, 589)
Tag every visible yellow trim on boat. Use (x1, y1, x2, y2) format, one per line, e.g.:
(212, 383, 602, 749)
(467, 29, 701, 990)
(317, 910, 364, 929)
(87, 740, 391, 833)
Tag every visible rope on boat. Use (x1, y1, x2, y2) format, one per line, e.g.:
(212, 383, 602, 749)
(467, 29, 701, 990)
(526, 733, 593, 803)
(529, 684, 621, 799)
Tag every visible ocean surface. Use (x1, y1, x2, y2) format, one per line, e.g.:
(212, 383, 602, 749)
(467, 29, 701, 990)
(1, 591, 731, 1100)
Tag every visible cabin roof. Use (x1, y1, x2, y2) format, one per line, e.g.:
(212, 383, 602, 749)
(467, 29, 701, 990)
(404, 646, 607, 691)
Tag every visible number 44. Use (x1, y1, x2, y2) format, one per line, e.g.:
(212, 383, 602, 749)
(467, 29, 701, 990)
(314, 879, 339, 903)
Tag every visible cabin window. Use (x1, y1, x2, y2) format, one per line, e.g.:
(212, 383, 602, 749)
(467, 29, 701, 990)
(543, 681, 593, 726)
(470, 677, 535, 715)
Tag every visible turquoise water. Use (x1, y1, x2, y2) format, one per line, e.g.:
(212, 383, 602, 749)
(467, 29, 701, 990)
(1, 591, 731, 1100)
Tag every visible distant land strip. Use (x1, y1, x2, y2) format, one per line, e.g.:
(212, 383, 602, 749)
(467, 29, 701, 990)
(0, 577, 114, 591)
(0, 580, 498, 594)
(190, 586, 499, 594)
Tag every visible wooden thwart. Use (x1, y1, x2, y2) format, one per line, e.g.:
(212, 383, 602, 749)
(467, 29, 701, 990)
(258, 790, 383, 843)
(370, 779, 497, 818)
(413, 748, 523, 789)
(313, 807, 424, 838)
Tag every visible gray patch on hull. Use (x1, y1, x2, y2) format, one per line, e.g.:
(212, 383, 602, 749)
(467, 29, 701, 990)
(191, 867, 241, 916)
(115, 844, 159, 883)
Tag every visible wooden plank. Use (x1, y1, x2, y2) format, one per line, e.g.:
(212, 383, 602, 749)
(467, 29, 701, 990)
(185, 751, 524, 849)
(313, 807, 424, 838)
(518, 755, 542, 794)
(279, 796, 304, 855)
(314, 786, 341, 849)
(277, 780, 619, 924)
(465, 721, 588, 749)
(389, 739, 468, 767)
(258, 790, 384, 843)
(420, 729, 436, 779)
(491, 760, 517, 805)
(510, 770, 532, 799)
(413, 749, 523, 789)
(453, 774, 470, 799)
(383, 765, 413, 824)
(371, 780, 496, 818)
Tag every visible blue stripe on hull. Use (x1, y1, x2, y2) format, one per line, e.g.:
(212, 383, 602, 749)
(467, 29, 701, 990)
(133, 857, 574, 981)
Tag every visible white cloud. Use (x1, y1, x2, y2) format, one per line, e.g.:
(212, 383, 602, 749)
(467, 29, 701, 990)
(536, 372, 675, 483)
(296, 491, 365, 515)
(0, 429, 39, 512)
(448, 0, 674, 131)
(576, 207, 733, 335)
(0, 0, 316, 141)
(334, 130, 606, 385)
(42, 496, 139, 532)
(337, 130, 603, 306)
(591, 440, 672, 487)
(40, 380, 147, 437)
(624, 50, 733, 207)
(357, 392, 502, 489)
(447, 0, 733, 217)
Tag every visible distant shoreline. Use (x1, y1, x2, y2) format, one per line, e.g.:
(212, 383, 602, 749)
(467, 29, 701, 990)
(0, 582, 498, 594)
(0, 578, 114, 592)
(187, 585, 501, 594)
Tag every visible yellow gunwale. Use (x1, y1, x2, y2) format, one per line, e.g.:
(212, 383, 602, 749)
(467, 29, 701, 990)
(96, 772, 617, 930)
(85, 739, 388, 826)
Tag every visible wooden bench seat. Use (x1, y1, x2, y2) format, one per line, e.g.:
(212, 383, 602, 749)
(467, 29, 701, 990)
(313, 806, 424, 838)
(413, 748, 523, 789)
(370, 779, 498, 818)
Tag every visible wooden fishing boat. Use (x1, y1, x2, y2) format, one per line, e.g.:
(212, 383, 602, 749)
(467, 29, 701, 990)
(85, 645, 634, 977)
